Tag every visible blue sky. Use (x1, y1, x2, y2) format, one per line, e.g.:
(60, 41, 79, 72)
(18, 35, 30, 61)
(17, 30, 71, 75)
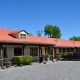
(0, 0, 80, 40)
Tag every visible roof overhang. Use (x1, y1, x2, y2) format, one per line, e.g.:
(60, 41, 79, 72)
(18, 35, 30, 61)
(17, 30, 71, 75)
(0, 41, 55, 46)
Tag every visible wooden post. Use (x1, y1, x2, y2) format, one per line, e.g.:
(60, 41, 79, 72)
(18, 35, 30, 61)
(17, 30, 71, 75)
(39, 46, 40, 63)
(39, 46, 40, 62)
(1, 49, 3, 67)
(52, 45, 54, 61)
(22, 45, 24, 55)
(22, 44, 26, 56)
(45, 46, 46, 53)
(0, 45, 3, 67)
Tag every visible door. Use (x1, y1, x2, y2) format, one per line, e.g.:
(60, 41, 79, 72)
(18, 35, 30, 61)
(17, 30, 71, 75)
(14, 48, 22, 56)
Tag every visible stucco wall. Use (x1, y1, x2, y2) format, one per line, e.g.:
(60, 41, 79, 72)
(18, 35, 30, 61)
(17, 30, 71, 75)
(41, 47, 45, 54)
(3, 45, 22, 58)
(24, 46, 30, 55)
(7, 47, 14, 58)
(2, 45, 41, 61)
(56, 48, 59, 53)
(25, 46, 39, 61)
(19, 31, 27, 40)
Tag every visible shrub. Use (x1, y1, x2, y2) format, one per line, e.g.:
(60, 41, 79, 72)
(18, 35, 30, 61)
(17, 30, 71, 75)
(3, 61, 11, 66)
(56, 53, 62, 57)
(56, 53, 62, 56)
(62, 53, 68, 56)
(67, 52, 74, 55)
(12, 56, 32, 66)
(56, 55, 61, 60)
(56, 53, 62, 59)
(12, 56, 23, 66)
(63, 52, 73, 56)
(46, 53, 51, 58)
(23, 56, 32, 65)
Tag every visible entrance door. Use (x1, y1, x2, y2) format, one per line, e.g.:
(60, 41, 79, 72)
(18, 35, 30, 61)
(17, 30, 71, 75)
(14, 48, 22, 56)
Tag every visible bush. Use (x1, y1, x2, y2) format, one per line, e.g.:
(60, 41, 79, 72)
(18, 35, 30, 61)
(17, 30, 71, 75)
(12, 56, 23, 66)
(56, 53, 62, 56)
(56, 53, 62, 57)
(12, 56, 32, 66)
(62, 53, 68, 56)
(56, 53, 62, 59)
(46, 53, 51, 58)
(23, 56, 32, 65)
(56, 55, 61, 60)
(3, 61, 11, 66)
(63, 52, 73, 56)
(67, 52, 74, 55)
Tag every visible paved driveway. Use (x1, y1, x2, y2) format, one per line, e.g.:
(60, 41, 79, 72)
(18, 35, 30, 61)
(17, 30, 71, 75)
(0, 61, 80, 80)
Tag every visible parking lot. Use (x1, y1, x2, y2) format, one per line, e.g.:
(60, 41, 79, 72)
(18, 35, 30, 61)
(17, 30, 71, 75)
(0, 61, 80, 80)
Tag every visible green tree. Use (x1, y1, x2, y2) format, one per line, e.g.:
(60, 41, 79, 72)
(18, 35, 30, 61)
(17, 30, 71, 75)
(69, 36, 80, 41)
(44, 25, 53, 37)
(44, 25, 61, 38)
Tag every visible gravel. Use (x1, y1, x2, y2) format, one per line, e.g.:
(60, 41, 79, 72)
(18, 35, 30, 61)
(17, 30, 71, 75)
(0, 61, 80, 80)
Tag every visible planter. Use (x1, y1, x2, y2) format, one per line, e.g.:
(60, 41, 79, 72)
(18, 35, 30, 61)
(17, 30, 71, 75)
(3, 61, 11, 68)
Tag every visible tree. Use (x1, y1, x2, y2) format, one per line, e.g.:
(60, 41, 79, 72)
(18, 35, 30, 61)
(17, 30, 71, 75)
(51, 26, 61, 38)
(69, 36, 80, 41)
(36, 30, 42, 37)
(44, 25, 53, 37)
(44, 25, 62, 38)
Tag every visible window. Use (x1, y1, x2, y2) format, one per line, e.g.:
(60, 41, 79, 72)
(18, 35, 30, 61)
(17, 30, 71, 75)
(30, 47, 38, 56)
(46, 47, 52, 55)
(63, 48, 65, 53)
(14, 48, 22, 56)
(67, 48, 69, 52)
(59, 48, 61, 53)
(70, 48, 74, 52)
(66, 48, 74, 52)
(20, 34, 26, 39)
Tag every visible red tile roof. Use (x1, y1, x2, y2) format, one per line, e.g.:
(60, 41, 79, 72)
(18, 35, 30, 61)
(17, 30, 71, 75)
(0, 28, 80, 47)
(8, 30, 28, 35)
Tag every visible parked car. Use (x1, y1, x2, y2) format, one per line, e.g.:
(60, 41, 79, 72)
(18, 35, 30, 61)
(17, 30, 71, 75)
(63, 52, 80, 60)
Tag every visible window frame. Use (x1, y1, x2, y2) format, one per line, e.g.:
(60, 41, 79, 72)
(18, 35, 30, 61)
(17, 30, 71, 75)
(46, 47, 52, 55)
(30, 47, 38, 56)
(66, 48, 74, 52)
(20, 34, 26, 39)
